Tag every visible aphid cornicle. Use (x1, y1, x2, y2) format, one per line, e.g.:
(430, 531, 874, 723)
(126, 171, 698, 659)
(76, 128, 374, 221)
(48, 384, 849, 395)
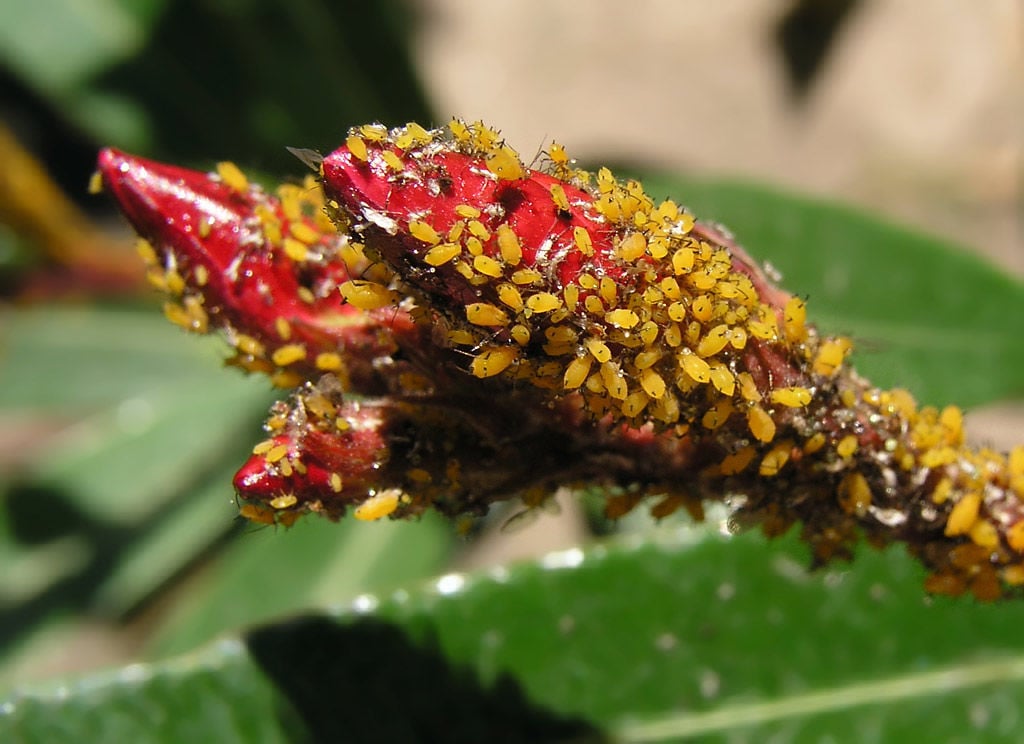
(96, 118, 1024, 601)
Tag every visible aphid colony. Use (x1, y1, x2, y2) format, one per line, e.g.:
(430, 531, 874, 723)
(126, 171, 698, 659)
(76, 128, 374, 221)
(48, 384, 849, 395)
(98, 120, 1024, 600)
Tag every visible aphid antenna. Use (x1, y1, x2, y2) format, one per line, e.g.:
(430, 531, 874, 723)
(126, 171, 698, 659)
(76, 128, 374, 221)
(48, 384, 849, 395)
(526, 135, 551, 170)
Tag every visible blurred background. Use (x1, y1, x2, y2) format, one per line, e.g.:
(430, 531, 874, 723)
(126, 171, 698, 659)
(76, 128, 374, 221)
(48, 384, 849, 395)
(0, 0, 1020, 691)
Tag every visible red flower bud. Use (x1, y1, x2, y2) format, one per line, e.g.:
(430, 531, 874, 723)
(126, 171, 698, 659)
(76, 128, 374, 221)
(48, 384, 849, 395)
(96, 148, 413, 392)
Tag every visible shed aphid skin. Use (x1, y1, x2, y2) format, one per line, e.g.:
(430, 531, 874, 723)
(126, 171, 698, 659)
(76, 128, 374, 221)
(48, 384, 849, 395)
(100, 120, 1024, 601)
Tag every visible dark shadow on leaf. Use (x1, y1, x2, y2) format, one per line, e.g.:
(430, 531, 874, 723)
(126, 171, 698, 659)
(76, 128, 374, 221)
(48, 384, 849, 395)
(247, 615, 605, 744)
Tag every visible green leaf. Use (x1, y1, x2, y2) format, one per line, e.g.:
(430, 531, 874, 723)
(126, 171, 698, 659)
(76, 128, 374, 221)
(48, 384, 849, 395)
(1, 639, 294, 744)
(7, 531, 1024, 742)
(0, 0, 160, 92)
(639, 176, 1024, 407)
(151, 511, 454, 658)
(0, 308, 273, 524)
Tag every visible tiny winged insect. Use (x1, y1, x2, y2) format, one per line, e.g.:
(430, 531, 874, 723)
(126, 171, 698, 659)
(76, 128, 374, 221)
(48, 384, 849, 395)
(97, 119, 1024, 600)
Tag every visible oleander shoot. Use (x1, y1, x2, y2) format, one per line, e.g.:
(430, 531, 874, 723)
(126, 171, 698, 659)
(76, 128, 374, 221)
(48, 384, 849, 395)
(95, 119, 1024, 601)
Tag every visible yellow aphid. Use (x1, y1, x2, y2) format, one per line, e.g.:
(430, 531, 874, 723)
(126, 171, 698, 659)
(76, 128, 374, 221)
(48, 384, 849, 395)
(270, 493, 298, 510)
(359, 123, 389, 141)
(563, 284, 580, 310)
(939, 405, 964, 445)
(970, 520, 1000, 550)
(409, 219, 441, 245)
(315, 352, 344, 371)
(163, 302, 193, 332)
(240, 503, 276, 525)
(696, 324, 730, 358)
(622, 390, 649, 418)
(803, 432, 827, 454)
(329, 472, 344, 493)
(471, 346, 517, 378)
(633, 350, 662, 370)
(468, 220, 490, 240)
(837, 472, 872, 516)
(545, 326, 577, 345)
(512, 268, 542, 285)
(691, 295, 713, 323)
(88, 170, 104, 194)
(600, 361, 628, 400)
(135, 238, 157, 265)
(672, 248, 694, 275)
(345, 134, 369, 162)
(945, 492, 982, 536)
(708, 364, 735, 396)
(573, 226, 594, 256)
(271, 370, 303, 389)
(486, 146, 524, 180)
(1007, 521, 1024, 552)
(216, 161, 248, 193)
(747, 320, 777, 341)
(273, 318, 293, 343)
(738, 372, 762, 402)
(548, 142, 570, 167)
(164, 267, 185, 295)
(282, 237, 310, 262)
(600, 277, 617, 305)
(272, 344, 307, 367)
(395, 122, 431, 149)
(920, 447, 957, 468)
(549, 183, 571, 213)
(354, 490, 401, 521)
(1010, 446, 1024, 477)
(381, 150, 405, 172)
(759, 443, 792, 477)
(563, 355, 593, 389)
(770, 387, 813, 408)
(496, 224, 523, 265)
(465, 302, 509, 327)
(836, 434, 858, 459)
(702, 399, 734, 430)
(647, 236, 670, 259)
(252, 439, 276, 456)
(526, 293, 562, 313)
(497, 283, 524, 310)
(424, 242, 462, 266)
(663, 323, 682, 347)
(339, 280, 398, 310)
(814, 337, 851, 376)
(448, 222, 465, 241)
(447, 329, 477, 346)
(667, 302, 687, 323)
(235, 333, 266, 358)
(473, 254, 503, 277)
(660, 276, 682, 300)
(639, 368, 666, 399)
(585, 338, 612, 363)
(617, 233, 647, 261)
(289, 221, 320, 245)
(679, 352, 711, 384)
(605, 309, 639, 329)
(265, 444, 290, 463)
(584, 295, 605, 314)
(455, 204, 481, 219)
(719, 446, 757, 476)
(729, 327, 748, 350)
(784, 296, 807, 341)
(748, 405, 776, 443)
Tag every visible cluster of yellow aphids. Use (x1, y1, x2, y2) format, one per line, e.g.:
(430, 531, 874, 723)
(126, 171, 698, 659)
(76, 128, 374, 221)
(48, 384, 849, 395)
(97, 119, 1024, 600)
